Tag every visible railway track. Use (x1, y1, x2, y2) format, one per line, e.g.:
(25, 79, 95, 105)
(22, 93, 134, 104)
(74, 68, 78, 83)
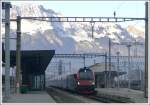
(85, 95, 125, 103)
(47, 87, 81, 103)
(46, 87, 132, 103)
(84, 95, 114, 103)
(46, 87, 101, 103)
(83, 93, 133, 103)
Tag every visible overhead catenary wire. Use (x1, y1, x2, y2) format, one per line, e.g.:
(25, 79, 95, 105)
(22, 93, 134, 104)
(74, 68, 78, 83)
(113, 1, 126, 17)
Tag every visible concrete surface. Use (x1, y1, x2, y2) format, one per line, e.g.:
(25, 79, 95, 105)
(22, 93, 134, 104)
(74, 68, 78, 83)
(3, 91, 55, 103)
(96, 88, 148, 103)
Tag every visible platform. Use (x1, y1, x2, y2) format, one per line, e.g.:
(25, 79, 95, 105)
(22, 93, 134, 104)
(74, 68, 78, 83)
(96, 88, 148, 103)
(3, 91, 55, 103)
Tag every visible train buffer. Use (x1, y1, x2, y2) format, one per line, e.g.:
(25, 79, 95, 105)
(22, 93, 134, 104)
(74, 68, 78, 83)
(3, 91, 55, 103)
(95, 88, 148, 103)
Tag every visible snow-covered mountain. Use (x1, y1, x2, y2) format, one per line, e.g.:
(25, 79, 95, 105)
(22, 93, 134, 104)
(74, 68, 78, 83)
(2, 4, 145, 56)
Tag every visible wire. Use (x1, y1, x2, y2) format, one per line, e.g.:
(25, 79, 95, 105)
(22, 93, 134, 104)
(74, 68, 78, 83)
(113, 1, 126, 17)
(115, 1, 126, 12)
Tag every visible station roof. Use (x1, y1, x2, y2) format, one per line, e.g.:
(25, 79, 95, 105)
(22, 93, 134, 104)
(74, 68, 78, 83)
(2, 50, 55, 74)
(89, 63, 126, 77)
(95, 71, 126, 77)
(89, 63, 116, 72)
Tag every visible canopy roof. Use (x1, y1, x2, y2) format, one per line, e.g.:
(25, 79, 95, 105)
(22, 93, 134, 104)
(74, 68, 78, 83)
(2, 50, 55, 74)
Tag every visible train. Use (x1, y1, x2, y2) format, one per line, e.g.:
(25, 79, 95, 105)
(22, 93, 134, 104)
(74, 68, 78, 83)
(48, 67, 95, 94)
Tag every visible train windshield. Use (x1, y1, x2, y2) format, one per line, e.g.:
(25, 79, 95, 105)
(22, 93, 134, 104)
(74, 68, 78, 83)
(79, 69, 94, 80)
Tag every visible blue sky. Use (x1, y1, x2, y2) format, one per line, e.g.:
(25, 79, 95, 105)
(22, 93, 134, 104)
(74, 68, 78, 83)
(11, 1, 145, 17)
(11, 1, 146, 27)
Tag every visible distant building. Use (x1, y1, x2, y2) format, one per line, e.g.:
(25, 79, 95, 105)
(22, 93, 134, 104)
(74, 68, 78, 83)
(129, 69, 144, 81)
(89, 63, 115, 72)
(89, 63, 126, 88)
(129, 69, 144, 90)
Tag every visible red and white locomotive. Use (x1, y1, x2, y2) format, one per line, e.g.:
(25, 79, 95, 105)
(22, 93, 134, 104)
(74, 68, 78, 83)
(48, 67, 95, 94)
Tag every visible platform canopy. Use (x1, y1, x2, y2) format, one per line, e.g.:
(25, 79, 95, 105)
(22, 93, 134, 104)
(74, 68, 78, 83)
(2, 50, 55, 74)
(2, 50, 55, 89)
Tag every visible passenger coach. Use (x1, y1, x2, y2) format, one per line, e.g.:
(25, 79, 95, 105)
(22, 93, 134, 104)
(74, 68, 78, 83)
(48, 67, 95, 94)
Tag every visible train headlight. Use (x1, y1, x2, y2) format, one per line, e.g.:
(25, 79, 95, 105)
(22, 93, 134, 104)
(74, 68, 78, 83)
(77, 82, 80, 85)
(92, 82, 95, 85)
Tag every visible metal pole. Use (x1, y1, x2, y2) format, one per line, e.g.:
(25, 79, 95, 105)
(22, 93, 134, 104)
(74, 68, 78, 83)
(83, 54, 85, 67)
(16, 16, 21, 94)
(127, 45, 131, 89)
(44, 72, 45, 90)
(58, 60, 62, 75)
(134, 40, 138, 57)
(91, 22, 95, 38)
(116, 51, 120, 88)
(4, 2, 11, 99)
(94, 59, 96, 64)
(144, 1, 149, 98)
(10, 68, 12, 91)
(69, 61, 71, 74)
(138, 66, 142, 90)
(105, 53, 107, 88)
(108, 38, 111, 88)
(105, 53, 107, 71)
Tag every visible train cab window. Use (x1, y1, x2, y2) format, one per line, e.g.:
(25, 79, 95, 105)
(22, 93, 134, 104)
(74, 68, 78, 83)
(74, 74, 77, 79)
(79, 69, 94, 80)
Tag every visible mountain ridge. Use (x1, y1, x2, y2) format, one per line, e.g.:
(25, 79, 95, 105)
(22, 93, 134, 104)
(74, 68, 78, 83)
(2, 4, 145, 56)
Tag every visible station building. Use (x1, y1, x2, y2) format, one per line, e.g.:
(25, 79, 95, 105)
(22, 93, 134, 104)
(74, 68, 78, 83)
(89, 63, 126, 88)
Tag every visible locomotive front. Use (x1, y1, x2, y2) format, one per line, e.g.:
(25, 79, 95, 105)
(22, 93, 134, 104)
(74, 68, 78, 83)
(76, 67, 95, 94)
